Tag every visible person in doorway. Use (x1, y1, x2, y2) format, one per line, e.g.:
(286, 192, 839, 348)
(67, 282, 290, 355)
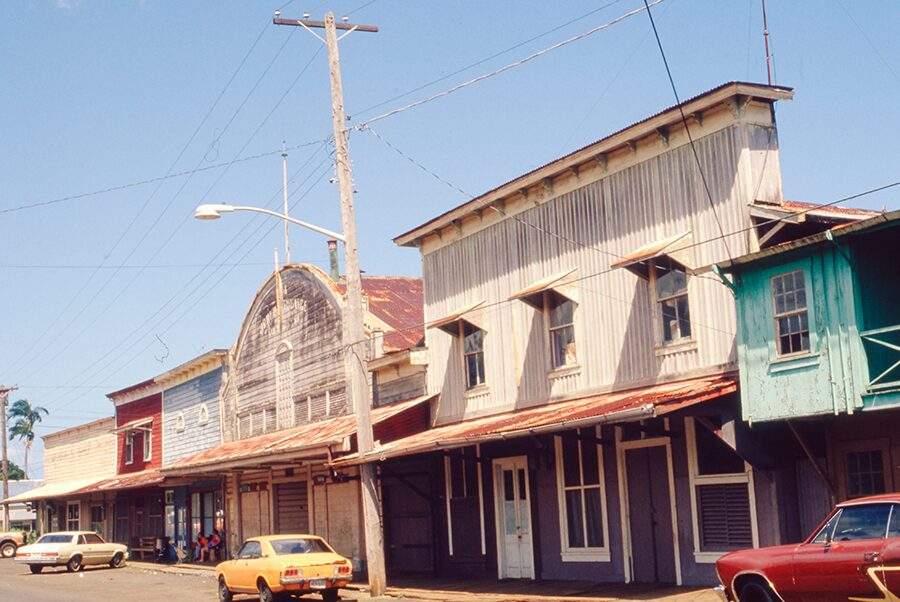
(193, 533, 208, 562)
(207, 529, 221, 562)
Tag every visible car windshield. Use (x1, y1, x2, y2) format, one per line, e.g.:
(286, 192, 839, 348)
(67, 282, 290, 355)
(270, 538, 331, 555)
(36, 534, 74, 544)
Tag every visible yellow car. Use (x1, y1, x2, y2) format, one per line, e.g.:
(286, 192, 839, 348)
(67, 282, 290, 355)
(216, 534, 352, 602)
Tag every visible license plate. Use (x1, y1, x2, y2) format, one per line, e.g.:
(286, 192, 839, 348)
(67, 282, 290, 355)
(309, 579, 327, 589)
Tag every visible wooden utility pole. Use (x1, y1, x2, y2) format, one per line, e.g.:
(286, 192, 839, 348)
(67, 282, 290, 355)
(0, 385, 17, 531)
(273, 11, 386, 596)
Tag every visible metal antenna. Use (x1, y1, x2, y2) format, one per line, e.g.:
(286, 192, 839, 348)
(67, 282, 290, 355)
(762, 0, 773, 85)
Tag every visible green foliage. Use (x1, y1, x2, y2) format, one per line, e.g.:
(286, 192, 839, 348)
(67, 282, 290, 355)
(4, 460, 25, 480)
(7, 399, 48, 445)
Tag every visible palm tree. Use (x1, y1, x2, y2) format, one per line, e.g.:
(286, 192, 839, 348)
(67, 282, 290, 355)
(8, 399, 48, 480)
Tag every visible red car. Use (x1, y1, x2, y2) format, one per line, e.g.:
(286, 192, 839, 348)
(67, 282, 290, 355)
(714, 493, 900, 602)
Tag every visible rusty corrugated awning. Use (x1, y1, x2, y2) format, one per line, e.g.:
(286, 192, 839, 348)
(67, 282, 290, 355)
(509, 268, 576, 309)
(427, 300, 485, 335)
(73, 469, 164, 494)
(3, 479, 106, 504)
(161, 393, 437, 476)
(611, 231, 692, 279)
(333, 373, 737, 466)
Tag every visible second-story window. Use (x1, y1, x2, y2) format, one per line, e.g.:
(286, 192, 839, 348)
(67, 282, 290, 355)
(546, 290, 576, 368)
(143, 429, 152, 462)
(462, 321, 486, 389)
(771, 270, 809, 356)
(125, 433, 134, 465)
(652, 257, 691, 344)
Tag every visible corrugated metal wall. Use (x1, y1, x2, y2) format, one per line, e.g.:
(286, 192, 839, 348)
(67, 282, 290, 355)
(422, 121, 779, 423)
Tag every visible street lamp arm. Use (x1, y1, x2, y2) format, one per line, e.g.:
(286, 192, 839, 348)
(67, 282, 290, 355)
(195, 203, 346, 243)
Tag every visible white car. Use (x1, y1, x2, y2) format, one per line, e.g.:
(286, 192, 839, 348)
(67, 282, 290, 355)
(15, 531, 128, 573)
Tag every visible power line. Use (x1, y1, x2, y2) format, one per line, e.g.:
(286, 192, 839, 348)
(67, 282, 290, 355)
(356, 0, 665, 129)
(0, 260, 328, 270)
(351, 0, 626, 119)
(641, 0, 734, 263)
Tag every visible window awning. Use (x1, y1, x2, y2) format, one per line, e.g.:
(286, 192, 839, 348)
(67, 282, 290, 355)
(69, 469, 164, 495)
(427, 300, 486, 336)
(2, 478, 105, 504)
(112, 418, 152, 433)
(161, 393, 437, 476)
(333, 372, 737, 466)
(509, 268, 577, 309)
(611, 231, 692, 279)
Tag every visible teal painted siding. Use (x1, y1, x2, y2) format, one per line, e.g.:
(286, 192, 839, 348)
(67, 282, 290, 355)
(732, 220, 900, 422)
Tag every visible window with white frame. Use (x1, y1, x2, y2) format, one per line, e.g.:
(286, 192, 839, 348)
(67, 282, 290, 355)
(555, 428, 607, 558)
(67, 502, 80, 531)
(845, 449, 888, 498)
(198, 404, 209, 426)
(546, 290, 576, 369)
(175, 412, 185, 433)
(771, 270, 810, 356)
(275, 342, 295, 430)
(461, 321, 486, 389)
(125, 433, 134, 465)
(650, 256, 692, 344)
(143, 429, 152, 461)
(687, 418, 756, 559)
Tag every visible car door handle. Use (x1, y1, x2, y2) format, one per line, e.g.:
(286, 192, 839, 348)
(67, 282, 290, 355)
(863, 552, 881, 562)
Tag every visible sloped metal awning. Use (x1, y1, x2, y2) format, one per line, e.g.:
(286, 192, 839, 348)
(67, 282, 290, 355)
(72, 468, 165, 495)
(2, 479, 105, 504)
(333, 373, 738, 466)
(427, 300, 486, 336)
(611, 231, 693, 279)
(112, 417, 153, 433)
(161, 393, 437, 476)
(509, 268, 577, 309)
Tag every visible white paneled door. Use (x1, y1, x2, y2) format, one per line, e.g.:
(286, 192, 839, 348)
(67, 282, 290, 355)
(493, 456, 535, 579)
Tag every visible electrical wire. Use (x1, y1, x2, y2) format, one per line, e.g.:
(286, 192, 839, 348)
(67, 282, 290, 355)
(642, 0, 734, 263)
(356, 0, 665, 129)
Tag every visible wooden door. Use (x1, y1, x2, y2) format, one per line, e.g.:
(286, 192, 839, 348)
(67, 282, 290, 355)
(493, 456, 534, 579)
(625, 445, 677, 584)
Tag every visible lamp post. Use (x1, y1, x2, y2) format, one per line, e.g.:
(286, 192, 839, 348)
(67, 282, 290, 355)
(194, 204, 345, 243)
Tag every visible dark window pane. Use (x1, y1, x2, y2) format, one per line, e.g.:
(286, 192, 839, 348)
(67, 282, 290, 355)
(846, 450, 888, 498)
(565, 490, 585, 548)
(518, 468, 527, 501)
(551, 325, 576, 368)
(547, 291, 573, 328)
(655, 257, 687, 299)
(561, 432, 581, 487)
(580, 433, 600, 486)
(463, 323, 484, 353)
(677, 294, 692, 339)
(503, 470, 514, 502)
(833, 504, 891, 541)
(889, 506, 900, 538)
(584, 487, 604, 547)
(466, 352, 485, 389)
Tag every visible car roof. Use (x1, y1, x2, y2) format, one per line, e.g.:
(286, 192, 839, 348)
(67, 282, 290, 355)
(248, 534, 322, 541)
(837, 493, 900, 507)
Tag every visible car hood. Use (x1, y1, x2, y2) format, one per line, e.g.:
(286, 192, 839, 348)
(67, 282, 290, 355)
(717, 543, 800, 569)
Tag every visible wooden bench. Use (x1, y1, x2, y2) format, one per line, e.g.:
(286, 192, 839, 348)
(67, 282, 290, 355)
(131, 537, 156, 560)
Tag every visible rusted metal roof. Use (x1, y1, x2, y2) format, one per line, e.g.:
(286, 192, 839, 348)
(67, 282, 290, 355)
(751, 200, 878, 223)
(394, 81, 794, 247)
(74, 469, 164, 494)
(335, 373, 737, 466)
(3, 479, 104, 504)
(427, 300, 485, 335)
(337, 276, 424, 352)
(162, 393, 436, 475)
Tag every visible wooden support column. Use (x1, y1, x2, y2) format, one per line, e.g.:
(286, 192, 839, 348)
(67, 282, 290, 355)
(267, 469, 276, 534)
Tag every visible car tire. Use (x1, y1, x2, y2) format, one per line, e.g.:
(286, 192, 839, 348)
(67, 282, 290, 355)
(109, 553, 125, 568)
(257, 578, 281, 602)
(66, 555, 83, 573)
(739, 581, 776, 602)
(0, 542, 16, 558)
(29, 564, 43, 574)
(322, 588, 340, 602)
(218, 576, 233, 602)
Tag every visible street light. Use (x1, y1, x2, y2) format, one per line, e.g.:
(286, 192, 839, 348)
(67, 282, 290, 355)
(194, 204, 346, 243)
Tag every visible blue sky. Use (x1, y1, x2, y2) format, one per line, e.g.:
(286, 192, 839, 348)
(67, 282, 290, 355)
(2, 0, 898, 477)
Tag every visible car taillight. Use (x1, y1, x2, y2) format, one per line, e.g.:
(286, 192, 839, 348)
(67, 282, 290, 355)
(283, 567, 303, 578)
(333, 563, 351, 575)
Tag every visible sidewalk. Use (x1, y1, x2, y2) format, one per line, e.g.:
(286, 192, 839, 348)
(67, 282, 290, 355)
(127, 562, 719, 602)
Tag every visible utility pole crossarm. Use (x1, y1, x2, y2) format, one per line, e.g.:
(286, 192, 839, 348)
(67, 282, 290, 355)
(273, 17, 379, 33)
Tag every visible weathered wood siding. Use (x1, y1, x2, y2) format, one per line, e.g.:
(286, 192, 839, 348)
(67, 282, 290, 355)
(44, 418, 117, 484)
(162, 367, 224, 466)
(222, 267, 350, 441)
(422, 114, 780, 423)
(116, 394, 162, 473)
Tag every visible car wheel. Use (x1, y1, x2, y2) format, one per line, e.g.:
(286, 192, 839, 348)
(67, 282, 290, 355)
(66, 555, 83, 573)
(109, 553, 125, 568)
(29, 564, 43, 574)
(0, 542, 16, 558)
(257, 578, 282, 602)
(322, 588, 340, 602)
(218, 577, 233, 602)
(739, 581, 776, 602)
